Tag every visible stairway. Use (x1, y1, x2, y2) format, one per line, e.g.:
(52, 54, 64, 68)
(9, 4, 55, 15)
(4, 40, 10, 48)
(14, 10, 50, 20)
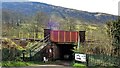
(30, 42, 48, 56)
(28, 35, 50, 57)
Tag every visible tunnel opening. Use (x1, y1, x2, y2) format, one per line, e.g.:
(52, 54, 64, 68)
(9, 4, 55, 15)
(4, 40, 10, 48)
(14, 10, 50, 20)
(56, 44, 75, 61)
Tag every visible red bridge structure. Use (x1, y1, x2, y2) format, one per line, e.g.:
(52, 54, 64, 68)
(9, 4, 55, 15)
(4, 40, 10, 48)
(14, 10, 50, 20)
(43, 29, 85, 61)
(44, 29, 85, 43)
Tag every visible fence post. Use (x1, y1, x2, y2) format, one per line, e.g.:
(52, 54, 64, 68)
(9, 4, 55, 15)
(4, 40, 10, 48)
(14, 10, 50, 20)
(86, 54, 89, 66)
(29, 50, 32, 61)
(22, 50, 26, 61)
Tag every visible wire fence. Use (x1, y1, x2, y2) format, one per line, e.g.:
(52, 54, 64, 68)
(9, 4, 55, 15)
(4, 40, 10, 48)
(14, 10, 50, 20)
(87, 54, 120, 67)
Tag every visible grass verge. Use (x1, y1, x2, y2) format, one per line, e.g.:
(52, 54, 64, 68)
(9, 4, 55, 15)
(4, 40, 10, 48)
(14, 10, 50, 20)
(73, 63, 86, 68)
(0, 61, 60, 67)
(1, 61, 29, 67)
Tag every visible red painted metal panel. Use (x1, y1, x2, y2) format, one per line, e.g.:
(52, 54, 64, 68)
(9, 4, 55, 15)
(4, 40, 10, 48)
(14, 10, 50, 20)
(65, 31, 70, 42)
(59, 31, 64, 42)
(50, 30, 79, 43)
(71, 32, 78, 42)
(50, 31, 59, 42)
(71, 32, 75, 42)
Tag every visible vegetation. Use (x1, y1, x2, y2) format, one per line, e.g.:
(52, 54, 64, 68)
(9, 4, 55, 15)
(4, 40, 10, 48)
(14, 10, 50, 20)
(73, 63, 86, 68)
(106, 18, 120, 57)
(1, 61, 29, 67)
(88, 54, 119, 66)
(2, 6, 119, 67)
(73, 18, 120, 66)
(1, 61, 74, 67)
(2, 38, 25, 61)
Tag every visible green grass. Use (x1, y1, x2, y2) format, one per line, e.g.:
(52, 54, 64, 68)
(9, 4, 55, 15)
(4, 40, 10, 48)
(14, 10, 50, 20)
(73, 63, 86, 68)
(1, 61, 29, 67)
(1, 61, 60, 67)
(26, 61, 58, 65)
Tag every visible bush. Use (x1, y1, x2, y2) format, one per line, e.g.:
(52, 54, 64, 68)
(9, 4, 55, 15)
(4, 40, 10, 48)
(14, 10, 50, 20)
(2, 48, 22, 61)
(2, 38, 25, 61)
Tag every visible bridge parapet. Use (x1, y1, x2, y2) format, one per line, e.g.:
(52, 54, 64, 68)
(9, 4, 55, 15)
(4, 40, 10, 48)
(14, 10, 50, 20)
(44, 29, 85, 43)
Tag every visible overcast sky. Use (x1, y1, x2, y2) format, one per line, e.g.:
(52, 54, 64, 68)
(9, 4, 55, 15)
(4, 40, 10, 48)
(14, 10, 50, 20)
(28, 0, 119, 15)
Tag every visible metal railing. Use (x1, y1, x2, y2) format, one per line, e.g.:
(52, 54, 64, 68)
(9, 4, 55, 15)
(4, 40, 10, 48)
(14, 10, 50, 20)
(30, 34, 50, 56)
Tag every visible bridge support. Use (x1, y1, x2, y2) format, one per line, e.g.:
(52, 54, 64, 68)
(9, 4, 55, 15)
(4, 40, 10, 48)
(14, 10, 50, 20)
(79, 31, 85, 43)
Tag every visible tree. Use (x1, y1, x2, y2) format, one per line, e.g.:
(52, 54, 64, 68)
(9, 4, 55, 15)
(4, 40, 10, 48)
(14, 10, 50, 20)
(66, 17, 76, 31)
(2, 10, 25, 38)
(34, 12, 49, 38)
(60, 17, 77, 31)
(106, 17, 120, 57)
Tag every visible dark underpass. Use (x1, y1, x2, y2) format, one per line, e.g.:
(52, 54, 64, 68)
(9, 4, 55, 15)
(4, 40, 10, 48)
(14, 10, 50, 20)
(57, 44, 75, 61)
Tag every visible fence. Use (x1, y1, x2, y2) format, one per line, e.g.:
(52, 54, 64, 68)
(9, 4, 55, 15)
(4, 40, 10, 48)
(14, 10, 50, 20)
(87, 54, 120, 67)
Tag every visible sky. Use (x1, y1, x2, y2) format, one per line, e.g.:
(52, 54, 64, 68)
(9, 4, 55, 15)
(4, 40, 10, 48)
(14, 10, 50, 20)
(28, 0, 120, 15)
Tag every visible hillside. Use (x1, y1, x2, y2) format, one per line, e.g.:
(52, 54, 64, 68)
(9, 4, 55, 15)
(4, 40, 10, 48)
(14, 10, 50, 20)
(2, 2, 117, 24)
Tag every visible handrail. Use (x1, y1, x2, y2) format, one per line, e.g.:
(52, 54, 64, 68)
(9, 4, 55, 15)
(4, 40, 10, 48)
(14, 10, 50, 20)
(31, 34, 50, 51)
(38, 34, 50, 42)
(43, 37, 49, 42)
(29, 35, 50, 49)
(32, 39, 49, 51)
(43, 34, 50, 41)
(44, 34, 50, 40)
(31, 42, 48, 55)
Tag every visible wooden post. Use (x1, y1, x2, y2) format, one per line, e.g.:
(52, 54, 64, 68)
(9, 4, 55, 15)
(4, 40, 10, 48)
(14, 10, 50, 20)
(29, 50, 32, 61)
(86, 54, 89, 66)
(33, 32, 35, 39)
(19, 32, 21, 38)
(44, 29, 51, 42)
(28, 33, 30, 39)
(22, 50, 25, 61)
(79, 31, 85, 43)
(21, 32, 23, 38)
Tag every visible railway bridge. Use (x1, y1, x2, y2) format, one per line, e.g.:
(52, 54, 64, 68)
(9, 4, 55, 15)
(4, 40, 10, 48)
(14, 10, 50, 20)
(42, 29, 85, 61)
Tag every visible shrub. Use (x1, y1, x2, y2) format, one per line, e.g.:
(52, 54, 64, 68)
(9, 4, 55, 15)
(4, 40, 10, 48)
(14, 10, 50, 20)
(2, 48, 22, 61)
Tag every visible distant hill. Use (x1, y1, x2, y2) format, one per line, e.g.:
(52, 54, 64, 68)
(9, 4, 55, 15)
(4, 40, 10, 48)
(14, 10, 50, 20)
(2, 2, 117, 24)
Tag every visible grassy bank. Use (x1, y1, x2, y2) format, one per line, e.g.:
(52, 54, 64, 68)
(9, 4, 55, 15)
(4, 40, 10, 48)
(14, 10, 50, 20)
(0, 61, 63, 67)
(1, 61, 30, 67)
(72, 63, 86, 68)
